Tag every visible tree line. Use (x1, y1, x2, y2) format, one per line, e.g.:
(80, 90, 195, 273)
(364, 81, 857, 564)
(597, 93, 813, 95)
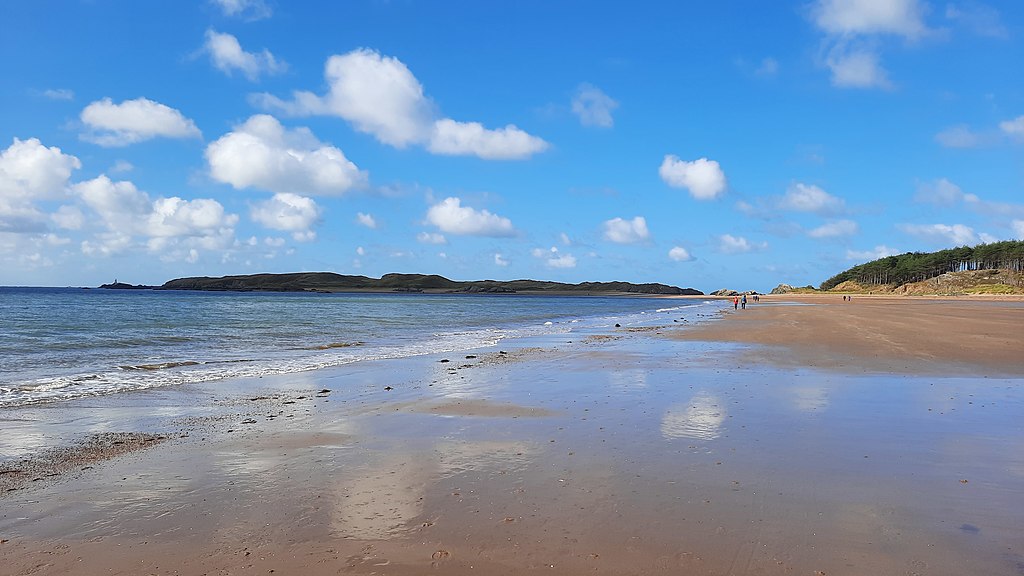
(820, 240, 1024, 290)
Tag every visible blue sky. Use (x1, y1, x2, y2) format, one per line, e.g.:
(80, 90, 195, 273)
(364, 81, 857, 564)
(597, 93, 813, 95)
(1, 0, 1022, 291)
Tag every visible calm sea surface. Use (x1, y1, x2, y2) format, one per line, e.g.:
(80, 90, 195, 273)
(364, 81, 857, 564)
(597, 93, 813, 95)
(0, 288, 718, 408)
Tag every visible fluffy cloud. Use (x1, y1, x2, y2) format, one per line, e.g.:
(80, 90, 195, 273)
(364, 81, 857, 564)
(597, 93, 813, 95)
(717, 234, 767, 254)
(356, 212, 377, 229)
(532, 246, 576, 269)
(416, 231, 447, 244)
(80, 97, 201, 146)
(0, 138, 81, 232)
(425, 197, 515, 237)
(51, 205, 84, 230)
(780, 183, 845, 215)
(204, 30, 285, 81)
(846, 244, 901, 261)
(824, 46, 892, 89)
(1000, 115, 1024, 139)
(211, 0, 271, 20)
(808, 219, 859, 238)
(428, 119, 548, 160)
(206, 115, 367, 195)
(571, 84, 618, 128)
(659, 155, 727, 200)
(494, 253, 508, 266)
(914, 178, 977, 205)
(899, 223, 980, 246)
(935, 124, 982, 148)
(256, 48, 547, 159)
(810, 0, 928, 89)
(0, 137, 81, 202)
(603, 216, 650, 244)
(668, 246, 694, 262)
(250, 193, 319, 240)
(73, 175, 238, 256)
(811, 0, 928, 38)
(1012, 220, 1024, 240)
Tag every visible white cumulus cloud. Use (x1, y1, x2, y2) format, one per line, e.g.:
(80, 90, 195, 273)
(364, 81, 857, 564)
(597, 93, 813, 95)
(532, 246, 576, 269)
(0, 137, 81, 202)
(1011, 220, 1024, 240)
(811, 0, 929, 38)
(206, 114, 367, 196)
(425, 197, 515, 237)
(211, 0, 271, 20)
(780, 183, 846, 215)
(846, 244, 901, 261)
(659, 155, 727, 200)
(914, 178, 976, 205)
(356, 212, 377, 229)
(494, 253, 508, 266)
(428, 119, 548, 160)
(825, 46, 892, 89)
(668, 246, 694, 262)
(80, 97, 201, 147)
(250, 193, 319, 241)
(603, 216, 650, 244)
(204, 30, 285, 81)
(1000, 115, 1024, 139)
(255, 48, 548, 159)
(0, 138, 81, 233)
(717, 234, 767, 254)
(935, 124, 983, 148)
(810, 0, 928, 90)
(808, 219, 859, 238)
(416, 231, 447, 244)
(73, 175, 238, 257)
(571, 84, 618, 128)
(899, 223, 980, 246)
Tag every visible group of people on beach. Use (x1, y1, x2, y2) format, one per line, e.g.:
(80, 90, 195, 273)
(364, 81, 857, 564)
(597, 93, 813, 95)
(732, 294, 758, 310)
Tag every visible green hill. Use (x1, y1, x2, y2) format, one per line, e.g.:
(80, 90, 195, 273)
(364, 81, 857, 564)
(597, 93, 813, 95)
(156, 272, 703, 296)
(820, 240, 1024, 293)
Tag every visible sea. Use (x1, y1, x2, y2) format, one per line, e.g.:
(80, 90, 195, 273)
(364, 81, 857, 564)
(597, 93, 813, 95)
(0, 287, 721, 409)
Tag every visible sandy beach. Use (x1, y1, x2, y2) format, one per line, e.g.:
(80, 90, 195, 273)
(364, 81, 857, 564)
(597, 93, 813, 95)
(2, 298, 1023, 575)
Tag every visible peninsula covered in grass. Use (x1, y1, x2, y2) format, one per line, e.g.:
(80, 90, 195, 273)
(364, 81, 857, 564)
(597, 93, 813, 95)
(142, 272, 704, 295)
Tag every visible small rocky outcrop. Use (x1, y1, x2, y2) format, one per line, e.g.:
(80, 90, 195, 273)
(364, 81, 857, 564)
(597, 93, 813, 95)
(770, 283, 794, 295)
(710, 288, 738, 296)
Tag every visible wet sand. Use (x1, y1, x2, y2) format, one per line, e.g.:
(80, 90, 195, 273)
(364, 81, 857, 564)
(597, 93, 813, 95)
(2, 301, 1023, 575)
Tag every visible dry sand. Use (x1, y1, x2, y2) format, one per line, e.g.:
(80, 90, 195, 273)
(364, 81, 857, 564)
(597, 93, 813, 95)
(676, 295, 1024, 376)
(2, 299, 1023, 575)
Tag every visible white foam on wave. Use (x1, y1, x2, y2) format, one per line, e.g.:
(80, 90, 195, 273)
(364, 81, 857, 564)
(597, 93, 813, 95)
(0, 321, 573, 409)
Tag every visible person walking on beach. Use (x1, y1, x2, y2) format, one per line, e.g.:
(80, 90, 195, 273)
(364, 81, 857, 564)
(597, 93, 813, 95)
(741, 294, 747, 309)
(733, 296, 739, 310)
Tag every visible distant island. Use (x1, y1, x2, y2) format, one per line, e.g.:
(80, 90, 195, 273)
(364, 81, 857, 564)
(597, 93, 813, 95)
(100, 273, 704, 296)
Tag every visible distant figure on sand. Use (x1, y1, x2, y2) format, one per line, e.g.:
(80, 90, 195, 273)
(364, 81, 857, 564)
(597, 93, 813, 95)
(733, 296, 739, 310)
(741, 294, 747, 309)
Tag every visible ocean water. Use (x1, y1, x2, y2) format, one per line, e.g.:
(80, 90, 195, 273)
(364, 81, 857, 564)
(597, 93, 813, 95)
(0, 288, 720, 408)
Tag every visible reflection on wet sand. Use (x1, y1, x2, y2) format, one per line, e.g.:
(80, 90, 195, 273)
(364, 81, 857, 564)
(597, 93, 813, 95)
(789, 385, 829, 411)
(328, 440, 533, 540)
(660, 392, 725, 440)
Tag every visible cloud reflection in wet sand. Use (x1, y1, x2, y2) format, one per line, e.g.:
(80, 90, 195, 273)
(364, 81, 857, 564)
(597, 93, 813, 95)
(607, 369, 648, 390)
(790, 385, 829, 412)
(329, 440, 532, 540)
(661, 392, 726, 440)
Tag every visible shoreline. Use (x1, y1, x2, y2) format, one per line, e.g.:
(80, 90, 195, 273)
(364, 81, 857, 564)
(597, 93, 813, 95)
(2, 301, 1023, 575)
